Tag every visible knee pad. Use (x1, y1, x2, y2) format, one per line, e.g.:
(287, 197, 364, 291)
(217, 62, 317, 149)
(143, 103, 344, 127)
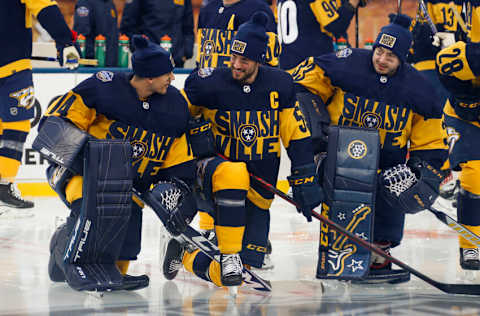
(212, 161, 249, 192)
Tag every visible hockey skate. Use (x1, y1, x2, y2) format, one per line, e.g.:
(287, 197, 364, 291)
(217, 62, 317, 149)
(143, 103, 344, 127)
(0, 183, 34, 218)
(460, 248, 480, 270)
(220, 253, 243, 286)
(251, 240, 274, 270)
(163, 238, 186, 280)
(353, 242, 410, 284)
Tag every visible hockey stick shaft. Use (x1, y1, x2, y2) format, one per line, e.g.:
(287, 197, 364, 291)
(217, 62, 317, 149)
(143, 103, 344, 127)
(428, 206, 480, 248)
(250, 173, 480, 295)
(132, 188, 272, 292)
(419, 0, 438, 34)
(31, 56, 98, 66)
(449, 1, 468, 33)
(398, 0, 403, 14)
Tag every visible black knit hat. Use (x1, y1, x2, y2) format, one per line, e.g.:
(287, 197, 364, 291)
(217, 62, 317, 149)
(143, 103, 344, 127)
(374, 14, 413, 62)
(231, 11, 269, 63)
(131, 35, 174, 77)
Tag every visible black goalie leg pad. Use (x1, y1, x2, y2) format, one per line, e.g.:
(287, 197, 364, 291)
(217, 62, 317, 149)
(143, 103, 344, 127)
(317, 126, 380, 280)
(62, 140, 133, 291)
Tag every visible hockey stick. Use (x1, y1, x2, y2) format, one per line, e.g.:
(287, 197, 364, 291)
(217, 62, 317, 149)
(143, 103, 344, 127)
(398, 0, 403, 14)
(132, 187, 272, 292)
(249, 172, 480, 295)
(31, 56, 98, 66)
(419, 0, 438, 34)
(355, 8, 359, 48)
(383, 164, 480, 247)
(449, 1, 468, 34)
(428, 205, 480, 248)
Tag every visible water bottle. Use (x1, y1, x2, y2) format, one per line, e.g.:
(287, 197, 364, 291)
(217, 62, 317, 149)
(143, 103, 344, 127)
(364, 38, 374, 50)
(77, 34, 86, 58)
(336, 37, 347, 51)
(118, 34, 130, 68)
(94, 34, 106, 67)
(160, 34, 172, 52)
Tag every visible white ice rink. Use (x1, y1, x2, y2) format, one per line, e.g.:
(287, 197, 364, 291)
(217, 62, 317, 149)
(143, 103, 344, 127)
(1, 196, 480, 315)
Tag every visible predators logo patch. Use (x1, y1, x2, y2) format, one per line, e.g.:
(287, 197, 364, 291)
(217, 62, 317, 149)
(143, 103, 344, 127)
(336, 48, 352, 58)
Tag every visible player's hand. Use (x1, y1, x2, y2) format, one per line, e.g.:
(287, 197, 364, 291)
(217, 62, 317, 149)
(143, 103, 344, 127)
(433, 32, 456, 49)
(57, 45, 80, 70)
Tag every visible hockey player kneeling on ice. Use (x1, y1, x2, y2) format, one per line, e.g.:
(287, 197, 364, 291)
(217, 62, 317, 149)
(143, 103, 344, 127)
(294, 14, 448, 284)
(163, 12, 321, 288)
(33, 35, 197, 292)
(436, 39, 480, 270)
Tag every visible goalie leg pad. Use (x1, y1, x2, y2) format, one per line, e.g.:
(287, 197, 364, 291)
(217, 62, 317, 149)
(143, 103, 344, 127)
(317, 126, 379, 280)
(33, 116, 89, 174)
(62, 140, 133, 291)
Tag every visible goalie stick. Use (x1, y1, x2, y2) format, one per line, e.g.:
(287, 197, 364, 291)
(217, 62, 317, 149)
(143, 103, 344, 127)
(132, 188, 272, 292)
(249, 172, 480, 295)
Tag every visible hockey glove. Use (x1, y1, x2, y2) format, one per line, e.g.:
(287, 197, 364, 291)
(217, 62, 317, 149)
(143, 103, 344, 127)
(148, 178, 197, 236)
(380, 158, 444, 214)
(296, 92, 330, 154)
(288, 164, 323, 222)
(409, 22, 439, 63)
(57, 44, 80, 70)
(187, 116, 216, 159)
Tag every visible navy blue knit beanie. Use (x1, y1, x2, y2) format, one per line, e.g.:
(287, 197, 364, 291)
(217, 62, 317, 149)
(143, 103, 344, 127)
(231, 12, 269, 63)
(131, 35, 174, 77)
(374, 14, 412, 62)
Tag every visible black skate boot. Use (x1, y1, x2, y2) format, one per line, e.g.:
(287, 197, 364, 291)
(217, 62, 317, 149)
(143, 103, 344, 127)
(220, 253, 243, 286)
(163, 238, 186, 280)
(460, 248, 480, 270)
(0, 183, 34, 209)
(353, 242, 410, 284)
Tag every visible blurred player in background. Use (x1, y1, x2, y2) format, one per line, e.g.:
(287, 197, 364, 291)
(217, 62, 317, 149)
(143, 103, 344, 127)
(436, 1, 480, 269)
(277, 0, 367, 72)
(0, 0, 79, 216)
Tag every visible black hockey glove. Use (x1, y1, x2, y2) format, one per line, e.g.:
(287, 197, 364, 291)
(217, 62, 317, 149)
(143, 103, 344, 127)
(380, 158, 444, 214)
(288, 164, 323, 222)
(409, 22, 439, 63)
(296, 92, 330, 154)
(187, 116, 216, 159)
(148, 178, 197, 236)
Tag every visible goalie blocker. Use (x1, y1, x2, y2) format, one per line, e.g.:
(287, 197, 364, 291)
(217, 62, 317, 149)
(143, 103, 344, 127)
(317, 126, 379, 280)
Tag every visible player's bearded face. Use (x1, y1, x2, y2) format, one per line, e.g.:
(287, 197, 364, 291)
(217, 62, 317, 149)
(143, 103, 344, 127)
(151, 72, 174, 95)
(230, 54, 259, 84)
(372, 46, 400, 76)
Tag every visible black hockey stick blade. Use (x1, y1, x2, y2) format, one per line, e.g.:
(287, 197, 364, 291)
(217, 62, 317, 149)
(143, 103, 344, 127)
(249, 173, 480, 295)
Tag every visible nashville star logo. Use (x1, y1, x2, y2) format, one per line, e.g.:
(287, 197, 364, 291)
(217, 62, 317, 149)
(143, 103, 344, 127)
(362, 112, 382, 129)
(131, 140, 147, 161)
(238, 124, 258, 147)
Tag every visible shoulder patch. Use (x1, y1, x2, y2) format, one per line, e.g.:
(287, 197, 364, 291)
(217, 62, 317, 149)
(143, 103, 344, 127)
(96, 71, 114, 82)
(76, 6, 89, 17)
(197, 67, 214, 78)
(336, 48, 352, 58)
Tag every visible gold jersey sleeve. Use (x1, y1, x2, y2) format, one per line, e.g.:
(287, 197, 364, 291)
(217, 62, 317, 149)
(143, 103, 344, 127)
(291, 57, 335, 104)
